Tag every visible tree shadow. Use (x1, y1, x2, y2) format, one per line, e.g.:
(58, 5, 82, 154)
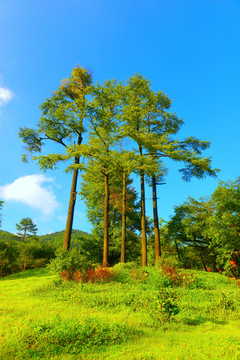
(0, 268, 54, 281)
(182, 316, 228, 326)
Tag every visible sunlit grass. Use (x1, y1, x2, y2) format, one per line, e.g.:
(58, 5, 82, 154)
(0, 267, 240, 359)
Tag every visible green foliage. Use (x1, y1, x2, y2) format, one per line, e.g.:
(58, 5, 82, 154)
(19, 66, 93, 251)
(2, 315, 140, 359)
(48, 247, 92, 274)
(16, 217, 38, 242)
(145, 288, 180, 325)
(19, 66, 93, 166)
(15, 240, 55, 271)
(122, 74, 218, 182)
(18, 68, 218, 265)
(1, 267, 240, 359)
(167, 178, 240, 276)
(0, 235, 56, 276)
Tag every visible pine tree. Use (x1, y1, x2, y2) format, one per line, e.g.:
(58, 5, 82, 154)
(16, 217, 38, 242)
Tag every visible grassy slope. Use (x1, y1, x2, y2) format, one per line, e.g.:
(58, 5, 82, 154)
(0, 268, 240, 359)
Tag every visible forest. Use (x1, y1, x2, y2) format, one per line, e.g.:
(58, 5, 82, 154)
(0, 66, 240, 359)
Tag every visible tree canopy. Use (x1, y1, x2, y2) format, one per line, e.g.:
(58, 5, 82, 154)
(167, 178, 240, 275)
(19, 66, 92, 250)
(19, 66, 219, 267)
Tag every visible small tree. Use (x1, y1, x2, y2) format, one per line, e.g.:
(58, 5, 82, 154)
(16, 217, 38, 242)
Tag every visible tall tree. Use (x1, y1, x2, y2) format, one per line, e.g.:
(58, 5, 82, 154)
(16, 217, 38, 242)
(123, 74, 218, 266)
(122, 75, 162, 266)
(80, 159, 143, 264)
(19, 66, 92, 250)
(111, 149, 141, 263)
(72, 80, 123, 266)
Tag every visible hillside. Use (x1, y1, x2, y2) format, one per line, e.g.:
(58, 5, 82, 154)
(39, 229, 93, 245)
(0, 229, 92, 245)
(0, 229, 19, 241)
(0, 267, 240, 359)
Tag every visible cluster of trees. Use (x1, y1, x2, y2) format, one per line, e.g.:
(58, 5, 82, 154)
(1, 178, 239, 276)
(0, 217, 55, 276)
(19, 66, 218, 267)
(166, 178, 240, 276)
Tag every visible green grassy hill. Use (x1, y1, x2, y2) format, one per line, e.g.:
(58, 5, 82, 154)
(0, 229, 92, 243)
(1, 266, 240, 359)
(39, 229, 93, 246)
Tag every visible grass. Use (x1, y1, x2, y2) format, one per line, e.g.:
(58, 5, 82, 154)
(0, 267, 240, 359)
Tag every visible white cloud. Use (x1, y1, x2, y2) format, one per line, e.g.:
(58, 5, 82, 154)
(0, 86, 14, 106)
(0, 174, 60, 215)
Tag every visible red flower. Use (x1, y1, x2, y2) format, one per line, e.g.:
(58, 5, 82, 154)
(230, 260, 236, 267)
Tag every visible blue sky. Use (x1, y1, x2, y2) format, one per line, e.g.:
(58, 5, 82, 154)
(0, 0, 239, 235)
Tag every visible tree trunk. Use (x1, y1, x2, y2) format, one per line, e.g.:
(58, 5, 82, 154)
(141, 170, 147, 266)
(63, 132, 82, 250)
(198, 248, 208, 271)
(175, 240, 182, 263)
(139, 144, 147, 267)
(121, 170, 127, 263)
(22, 228, 26, 242)
(63, 157, 79, 250)
(103, 171, 109, 267)
(152, 175, 161, 264)
(211, 251, 218, 272)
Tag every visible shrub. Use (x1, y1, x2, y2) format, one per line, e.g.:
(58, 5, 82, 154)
(145, 287, 180, 326)
(157, 259, 196, 288)
(48, 247, 92, 274)
(112, 262, 140, 283)
(130, 268, 149, 282)
(32, 258, 48, 269)
(60, 266, 115, 283)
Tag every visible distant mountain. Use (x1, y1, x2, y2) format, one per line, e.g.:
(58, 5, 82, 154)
(0, 230, 12, 237)
(39, 229, 90, 239)
(0, 230, 19, 241)
(0, 229, 92, 245)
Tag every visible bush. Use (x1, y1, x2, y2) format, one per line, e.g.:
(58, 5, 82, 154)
(145, 288, 180, 326)
(112, 262, 140, 283)
(60, 266, 115, 283)
(32, 258, 49, 269)
(48, 247, 92, 274)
